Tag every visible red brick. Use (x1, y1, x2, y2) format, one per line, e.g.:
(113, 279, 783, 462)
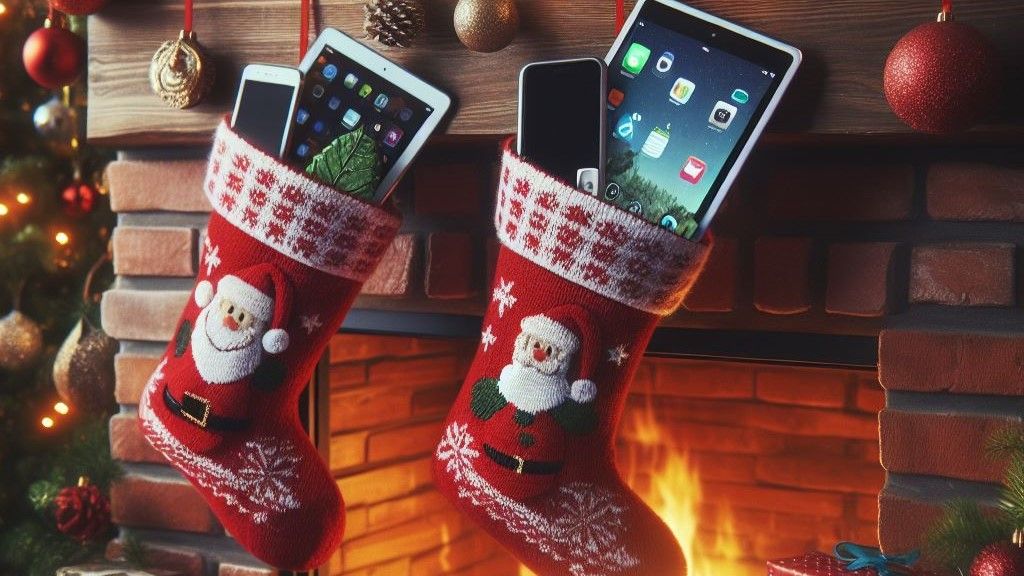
(880, 410, 1022, 484)
(113, 226, 196, 277)
(854, 378, 886, 413)
(825, 242, 900, 317)
(413, 162, 485, 217)
(652, 359, 754, 399)
(927, 163, 1024, 221)
(115, 352, 162, 405)
(754, 237, 814, 315)
(857, 495, 879, 522)
(754, 454, 884, 494)
(339, 511, 467, 571)
(336, 457, 433, 507)
(618, 416, 787, 455)
(107, 160, 210, 213)
(367, 420, 444, 462)
(109, 413, 164, 464)
(329, 430, 368, 470)
(425, 232, 477, 299)
(910, 243, 1016, 306)
(759, 162, 914, 221)
(703, 482, 846, 517)
(110, 473, 217, 533)
(101, 289, 190, 341)
(755, 367, 850, 408)
(682, 237, 739, 312)
(878, 489, 947, 561)
(879, 327, 1024, 395)
(106, 539, 205, 576)
(410, 533, 498, 576)
(361, 233, 416, 296)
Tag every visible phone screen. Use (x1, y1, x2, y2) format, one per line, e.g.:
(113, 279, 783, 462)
(233, 80, 298, 156)
(519, 60, 604, 187)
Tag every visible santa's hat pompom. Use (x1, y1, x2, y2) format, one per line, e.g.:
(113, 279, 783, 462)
(571, 379, 597, 403)
(262, 329, 289, 354)
(194, 280, 214, 308)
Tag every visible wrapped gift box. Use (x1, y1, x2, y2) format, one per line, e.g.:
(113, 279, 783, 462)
(767, 551, 944, 576)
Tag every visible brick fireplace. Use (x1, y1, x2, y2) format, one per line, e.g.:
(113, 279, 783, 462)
(101, 138, 1024, 575)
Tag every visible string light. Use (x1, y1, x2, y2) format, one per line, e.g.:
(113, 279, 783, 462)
(54, 402, 70, 415)
(41, 417, 55, 429)
(15, 192, 30, 204)
(0, 3, 8, 16)
(0, 203, 8, 216)
(55, 231, 69, 245)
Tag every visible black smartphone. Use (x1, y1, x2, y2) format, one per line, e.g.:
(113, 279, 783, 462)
(230, 64, 302, 158)
(517, 58, 607, 194)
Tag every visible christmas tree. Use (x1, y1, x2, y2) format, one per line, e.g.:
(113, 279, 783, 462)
(0, 1, 120, 574)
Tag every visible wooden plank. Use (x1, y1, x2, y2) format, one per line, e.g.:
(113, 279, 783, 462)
(87, 0, 1024, 145)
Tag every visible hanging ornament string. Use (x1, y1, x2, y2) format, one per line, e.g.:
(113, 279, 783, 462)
(615, 0, 625, 33)
(939, 0, 952, 21)
(299, 0, 311, 61)
(184, 0, 194, 33)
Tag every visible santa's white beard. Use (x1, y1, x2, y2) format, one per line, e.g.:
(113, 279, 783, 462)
(191, 306, 263, 384)
(498, 363, 569, 414)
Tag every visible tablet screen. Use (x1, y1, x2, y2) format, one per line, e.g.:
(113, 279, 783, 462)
(605, 2, 794, 238)
(288, 44, 435, 175)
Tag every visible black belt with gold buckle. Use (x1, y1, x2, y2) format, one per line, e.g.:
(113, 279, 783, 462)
(163, 384, 249, 431)
(484, 444, 563, 475)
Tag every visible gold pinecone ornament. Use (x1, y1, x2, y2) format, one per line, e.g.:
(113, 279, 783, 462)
(364, 0, 426, 48)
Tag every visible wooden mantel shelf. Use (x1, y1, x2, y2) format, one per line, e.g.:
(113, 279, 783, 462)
(87, 0, 1023, 147)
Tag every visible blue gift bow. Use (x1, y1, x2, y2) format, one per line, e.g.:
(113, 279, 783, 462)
(833, 542, 920, 576)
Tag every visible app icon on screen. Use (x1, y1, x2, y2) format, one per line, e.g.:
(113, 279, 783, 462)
(295, 108, 310, 125)
(669, 78, 696, 104)
(679, 156, 707, 184)
(312, 120, 326, 134)
(341, 109, 362, 130)
(373, 93, 390, 110)
(641, 124, 670, 159)
(312, 85, 325, 98)
(659, 214, 678, 231)
(328, 97, 342, 111)
(731, 89, 749, 104)
(295, 143, 311, 158)
(343, 73, 359, 89)
(607, 89, 625, 108)
(398, 108, 414, 122)
(621, 43, 651, 75)
(604, 183, 621, 200)
(614, 114, 635, 141)
(709, 101, 737, 129)
(358, 84, 373, 98)
(653, 51, 674, 77)
(627, 200, 643, 214)
(383, 126, 404, 148)
(321, 64, 338, 81)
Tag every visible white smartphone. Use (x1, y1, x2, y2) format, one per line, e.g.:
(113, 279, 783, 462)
(517, 58, 607, 194)
(231, 64, 303, 158)
(604, 0, 801, 240)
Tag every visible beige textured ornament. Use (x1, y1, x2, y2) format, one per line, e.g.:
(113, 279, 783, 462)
(0, 310, 44, 372)
(149, 30, 215, 109)
(454, 0, 519, 53)
(53, 317, 117, 413)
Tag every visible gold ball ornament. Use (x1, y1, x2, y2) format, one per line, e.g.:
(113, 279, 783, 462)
(0, 311, 44, 372)
(53, 318, 117, 413)
(149, 30, 215, 110)
(454, 0, 519, 53)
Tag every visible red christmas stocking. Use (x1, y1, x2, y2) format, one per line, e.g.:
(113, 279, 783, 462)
(138, 121, 400, 570)
(433, 146, 711, 576)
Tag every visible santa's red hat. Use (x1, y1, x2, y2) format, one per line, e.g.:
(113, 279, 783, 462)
(193, 263, 292, 354)
(520, 304, 599, 403)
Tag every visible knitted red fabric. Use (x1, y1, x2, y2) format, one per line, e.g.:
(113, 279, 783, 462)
(433, 145, 711, 576)
(139, 121, 400, 570)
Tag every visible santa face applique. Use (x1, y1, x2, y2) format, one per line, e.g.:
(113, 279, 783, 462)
(471, 305, 599, 499)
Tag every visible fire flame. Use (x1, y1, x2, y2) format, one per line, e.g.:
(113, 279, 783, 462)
(620, 395, 746, 576)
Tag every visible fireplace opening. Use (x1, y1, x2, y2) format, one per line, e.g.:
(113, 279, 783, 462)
(325, 331, 883, 576)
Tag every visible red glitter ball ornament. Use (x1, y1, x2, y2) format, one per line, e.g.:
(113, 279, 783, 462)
(22, 24, 86, 89)
(53, 479, 111, 543)
(883, 12, 1001, 134)
(62, 180, 98, 217)
(51, 0, 109, 15)
(970, 541, 1024, 576)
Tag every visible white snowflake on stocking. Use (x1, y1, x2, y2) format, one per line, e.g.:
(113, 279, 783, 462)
(492, 278, 517, 318)
(606, 345, 629, 367)
(481, 324, 497, 352)
(300, 314, 322, 335)
(236, 438, 301, 516)
(551, 483, 630, 558)
(435, 422, 479, 482)
(203, 236, 221, 276)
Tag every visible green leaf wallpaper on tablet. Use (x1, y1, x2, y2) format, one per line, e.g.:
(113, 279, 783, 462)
(606, 16, 780, 238)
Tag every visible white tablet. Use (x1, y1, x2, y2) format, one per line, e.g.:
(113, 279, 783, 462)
(291, 28, 452, 203)
(604, 0, 801, 240)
